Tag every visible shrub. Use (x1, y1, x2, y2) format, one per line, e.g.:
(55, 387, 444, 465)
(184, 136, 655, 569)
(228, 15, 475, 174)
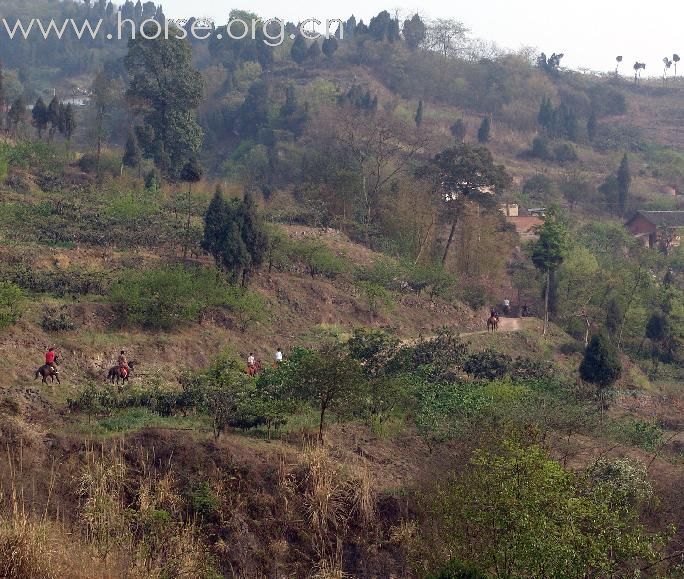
(579, 333, 622, 390)
(553, 142, 578, 163)
(41, 306, 75, 332)
(529, 136, 551, 160)
(457, 282, 490, 311)
(609, 419, 663, 452)
(0, 282, 25, 330)
(289, 239, 346, 278)
(4, 173, 31, 193)
(464, 349, 512, 380)
(390, 329, 468, 381)
(429, 558, 490, 579)
(110, 266, 253, 331)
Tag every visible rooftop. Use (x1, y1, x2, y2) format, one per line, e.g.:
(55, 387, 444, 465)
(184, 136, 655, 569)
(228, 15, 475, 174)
(627, 211, 684, 228)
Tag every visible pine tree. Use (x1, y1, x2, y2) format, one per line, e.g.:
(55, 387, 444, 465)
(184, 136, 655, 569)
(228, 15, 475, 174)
(415, 99, 424, 127)
(202, 186, 230, 268)
(537, 96, 553, 131)
(7, 97, 26, 135)
(616, 153, 631, 215)
(62, 104, 76, 158)
(579, 333, 622, 389)
(306, 40, 322, 63)
(122, 129, 142, 176)
(322, 36, 338, 58)
(477, 116, 491, 144)
(0, 59, 5, 132)
(290, 34, 308, 64)
(587, 109, 597, 142)
(450, 118, 466, 142)
(46, 96, 61, 142)
(402, 14, 426, 51)
(32, 97, 48, 139)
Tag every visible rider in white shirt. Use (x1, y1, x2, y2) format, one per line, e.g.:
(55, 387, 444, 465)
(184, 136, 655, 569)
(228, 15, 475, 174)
(275, 348, 283, 363)
(247, 353, 255, 367)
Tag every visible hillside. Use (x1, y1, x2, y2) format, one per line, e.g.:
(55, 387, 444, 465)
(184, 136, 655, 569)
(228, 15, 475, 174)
(2, 2, 684, 578)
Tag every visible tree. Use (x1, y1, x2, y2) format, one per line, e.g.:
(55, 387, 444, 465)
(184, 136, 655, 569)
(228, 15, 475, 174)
(290, 345, 365, 441)
(477, 116, 491, 144)
(580, 333, 622, 392)
(91, 70, 119, 178)
(415, 99, 424, 127)
(321, 36, 338, 58)
(403, 14, 426, 51)
(587, 109, 597, 142)
(426, 18, 469, 58)
(0, 59, 4, 132)
(306, 39, 322, 63)
(368, 10, 391, 41)
(663, 57, 673, 83)
(46, 96, 61, 142)
(31, 97, 48, 139)
(7, 97, 26, 135)
(674, 54, 681, 77)
(645, 312, 671, 375)
(616, 153, 631, 215)
(450, 118, 466, 142)
(417, 144, 511, 266)
(201, 191, 268, 285)
(423, 440, 663, 577)
(180, 157, 204, 261)
(290, 34, 308, 64)
(531, 210, 568, 335)
(537, 96, 554, 131)
(633, 62, 646, 84)
(615, 55, 623, 75)
(125, 25, 205, 179)
(62, 103, 76, 157)
(122, 129, 142, 176)
(606, 297, 623, 337)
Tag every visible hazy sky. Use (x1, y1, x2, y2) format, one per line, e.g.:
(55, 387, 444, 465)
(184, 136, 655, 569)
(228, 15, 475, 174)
(159, 0, 682, 74)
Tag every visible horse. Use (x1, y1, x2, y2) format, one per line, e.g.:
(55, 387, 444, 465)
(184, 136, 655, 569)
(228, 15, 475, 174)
(247, 360, 263, 377)
(35, 363, 60, 385)
(108, 361, 136, 387)
(487, 315, 499, 332)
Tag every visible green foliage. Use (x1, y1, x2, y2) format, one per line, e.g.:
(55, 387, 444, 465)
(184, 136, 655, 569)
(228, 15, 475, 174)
(125, 30, 205, 178)
(429, 559, 490, 579)
(423, 440, 666, 577)
(287, 343, 366, 439)
(464, 349, 512, 380)
(202, 191, 268, 282)
(0, 282, 25, 330)
(41, 305, 75, 332)
(189, 482, 221, 519)
(608, 419, 663, 452)
(553, 142, 578, 163)
(289, 240, 346, 278)
(110, 266, 258, 331)
(579, 333, 622, 389)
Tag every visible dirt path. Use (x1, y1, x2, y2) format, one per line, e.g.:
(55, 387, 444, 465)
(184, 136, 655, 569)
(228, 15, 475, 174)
(460, 316, 523, 337)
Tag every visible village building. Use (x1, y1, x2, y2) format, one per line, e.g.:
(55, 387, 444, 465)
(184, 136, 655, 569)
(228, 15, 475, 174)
(625, 210, 684, 249)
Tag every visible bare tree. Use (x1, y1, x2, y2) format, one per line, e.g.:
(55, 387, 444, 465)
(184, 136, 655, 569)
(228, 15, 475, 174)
(424, 18, 469, 59)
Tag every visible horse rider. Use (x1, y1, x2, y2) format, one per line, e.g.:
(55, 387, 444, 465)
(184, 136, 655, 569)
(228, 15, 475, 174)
(247, 352, 256, 376)
(45, 347, 58, 374)
(275, 348, 283, 364)
(503, 298, 511, 315)
(118, 350, 130, 379)
(521, 303, 529, 317)
(490, 307, 498, 320)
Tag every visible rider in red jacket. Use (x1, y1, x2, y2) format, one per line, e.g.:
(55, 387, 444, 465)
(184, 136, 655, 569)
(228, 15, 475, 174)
(45, 347, 58, 372)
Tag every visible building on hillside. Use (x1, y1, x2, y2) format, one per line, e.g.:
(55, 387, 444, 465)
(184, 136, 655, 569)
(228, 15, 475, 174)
(506, 215, 544, 240)
(499, 203, 519, 217)
(625, 210, 684, 249)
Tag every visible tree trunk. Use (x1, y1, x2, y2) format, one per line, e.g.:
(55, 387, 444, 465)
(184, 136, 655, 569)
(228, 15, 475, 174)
(543, 269, 550, 336)
(183, 185, 192, 262)
(414, 216, 434, 265)
(318, 403, 326, 443)
(441, 217, 458, 266)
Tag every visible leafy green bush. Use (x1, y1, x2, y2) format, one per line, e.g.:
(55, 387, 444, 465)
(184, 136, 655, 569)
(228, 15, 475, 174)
(289, 239, 346, 278)
(0, 282, 25, 330)
(110, 266, 260, 331)
(609, 419, 663, 451)
(464, 349, 513, 380)
(428, 558, 490, 579)
(553, 142, 578, 163)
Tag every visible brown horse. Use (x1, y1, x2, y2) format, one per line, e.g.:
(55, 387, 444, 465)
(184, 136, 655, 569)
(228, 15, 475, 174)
(35, 364, 60, 385)
(108, 361, 136, 386)
(487, 315, 499, 332)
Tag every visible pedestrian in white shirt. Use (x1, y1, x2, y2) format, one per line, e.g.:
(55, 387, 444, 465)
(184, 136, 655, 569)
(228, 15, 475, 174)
(275, 348, 283, 364)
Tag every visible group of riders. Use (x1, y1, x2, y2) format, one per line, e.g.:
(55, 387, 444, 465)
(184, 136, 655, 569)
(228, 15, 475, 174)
(38, 298, 528, 384)
(247, 348, 283, 377)
(490, 299, 529, 320)
(39, 347, 130, 381)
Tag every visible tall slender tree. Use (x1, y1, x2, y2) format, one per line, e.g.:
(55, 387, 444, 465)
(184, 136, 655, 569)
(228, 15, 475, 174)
(673, 54, 681, 77)
(180, 157, 204, 261)
(32, 97, 48, 139)
(415, 99, 424, 127)
(531, 209, 568, 336)
(616, 153, 631, 215)
(122, 129, 142, 177)
(615, 55, 623, 75)
(477, 116, 491, 144)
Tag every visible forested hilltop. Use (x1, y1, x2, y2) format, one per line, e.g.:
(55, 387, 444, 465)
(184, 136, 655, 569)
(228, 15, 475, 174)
(2, 2, 684, 577)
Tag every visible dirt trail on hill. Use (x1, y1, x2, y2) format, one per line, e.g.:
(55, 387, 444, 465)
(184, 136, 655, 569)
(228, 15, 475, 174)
(460, 316, 523, 337)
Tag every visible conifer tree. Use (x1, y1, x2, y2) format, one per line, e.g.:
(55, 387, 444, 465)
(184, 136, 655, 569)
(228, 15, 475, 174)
(415, 100, 424, 127)
(122, 129, 142, 176)
(290, 34, 308, 64)
(477, 116, 491, 144)
(580, 333, 622, 390)
(616, 153, 631, 215)
(32, 97, 48, 139)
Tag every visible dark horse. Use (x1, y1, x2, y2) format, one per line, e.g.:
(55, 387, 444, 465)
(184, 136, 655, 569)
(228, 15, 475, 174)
(35, 359, 60, 385)
(108, 361, 135, 386)
(487, 315, 499, 332)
